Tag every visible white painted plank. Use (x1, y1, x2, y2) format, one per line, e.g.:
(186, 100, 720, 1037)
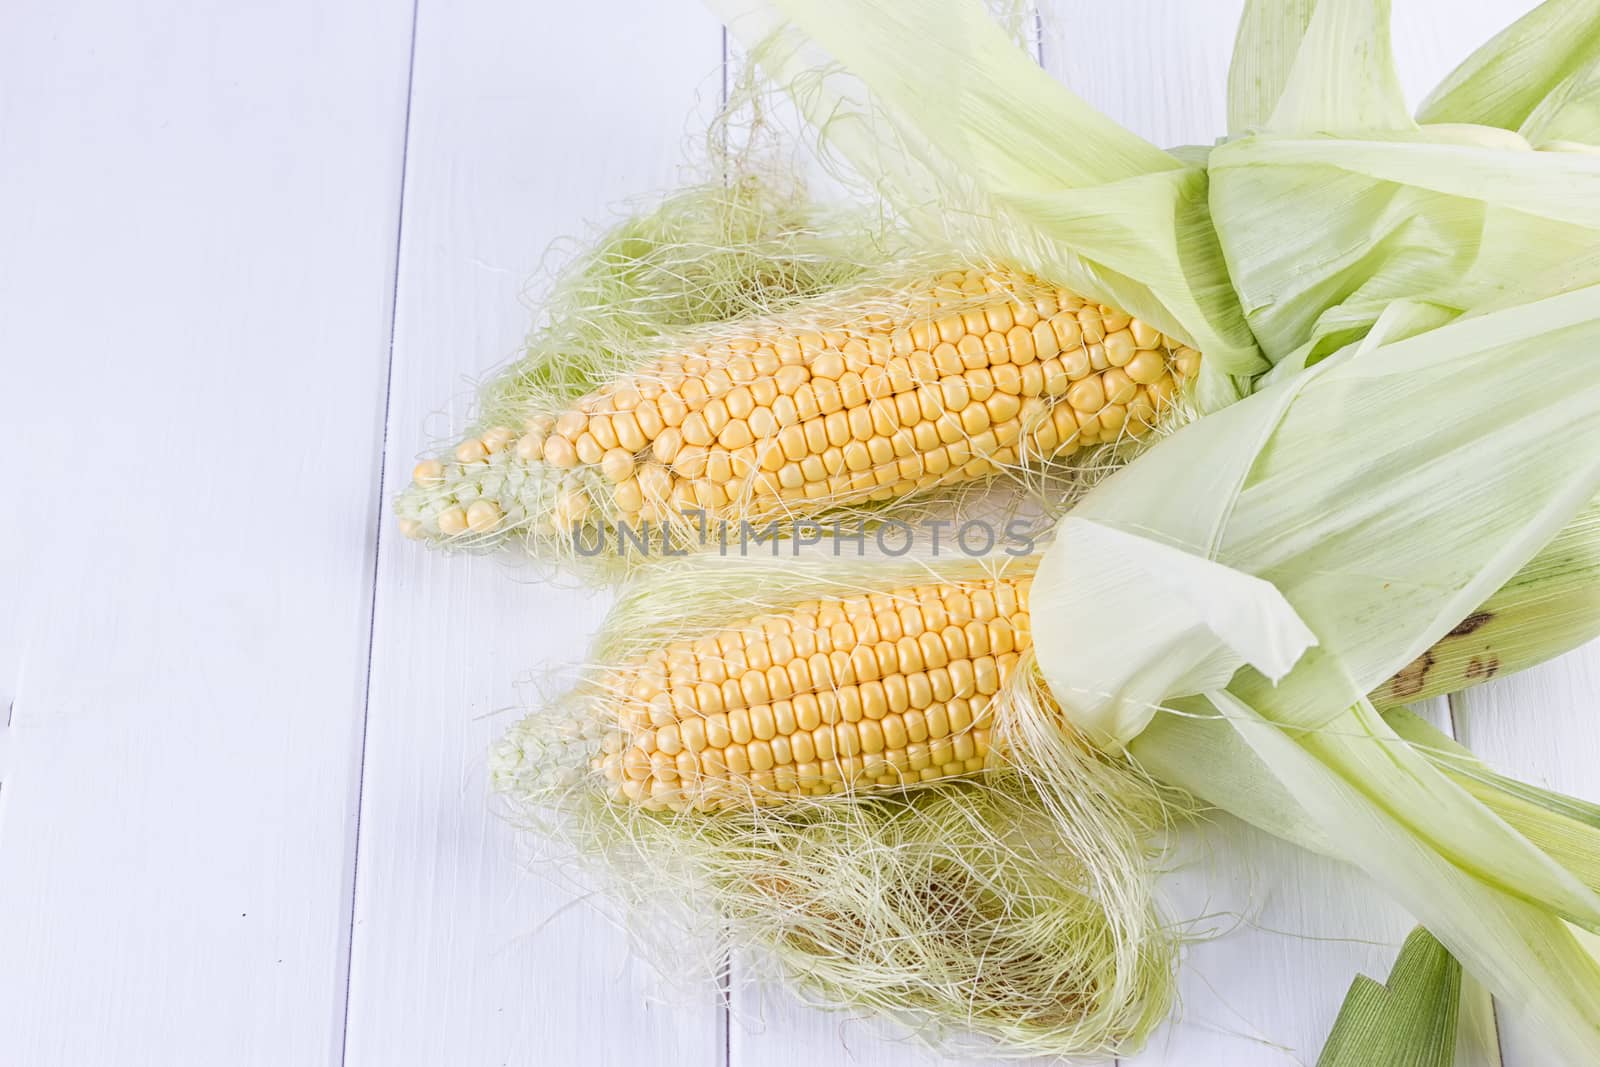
(1040, 0, 1241, 149)
(0, 2, 413, 1065)
(729, 982, 1067, 1067)
(342, 2, 727, 1065)
(1453, 643, 1600, 810)
(1452, 640, 1600, 1065)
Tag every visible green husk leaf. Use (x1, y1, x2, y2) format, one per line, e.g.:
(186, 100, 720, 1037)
(1028, 283, 1600, 1059)
(1519, 56, 1600, 149)
(1208, 128, 1600, 371)
(1036, 288, 1600, 741)
(1371, 495, 1600, 705)
(1211, 0, 1600, 374)
(1316, 927, 1460, 1067)
(1456, 973, 1504, 1067)
(714, 0, 1264, 405)
(1228, 0, 1411, 136)
(1132, 694, 1600, 1062)
(1227, 0, 1318, 135)
(1263, 0, 1411, 135)
(1384, 708, 1600, 894)
(1418, 0, 1600, 139)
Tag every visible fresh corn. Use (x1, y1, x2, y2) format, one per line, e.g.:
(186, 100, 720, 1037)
(584, 558, 1598, 810)
(592, 574, 1030, 810)
(396, 266, 1198, 550)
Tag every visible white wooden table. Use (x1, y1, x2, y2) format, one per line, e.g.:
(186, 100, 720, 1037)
(3, 1, 1592, 1064)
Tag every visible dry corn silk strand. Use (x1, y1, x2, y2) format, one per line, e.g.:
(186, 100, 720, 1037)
(396, 244, 1199, 567)
(492, 556, 1184, 1058)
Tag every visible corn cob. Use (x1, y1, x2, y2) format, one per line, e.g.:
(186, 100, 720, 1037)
(575, 559, 1600, 811)
(591, 574, 1030, 811)
(396, 266, 1199, 550)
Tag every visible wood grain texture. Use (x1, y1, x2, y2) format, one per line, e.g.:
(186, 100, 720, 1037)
(728, 983, 1070, 1067)
(0, 1, 414, 1065)
(340, 2, 727, 1065)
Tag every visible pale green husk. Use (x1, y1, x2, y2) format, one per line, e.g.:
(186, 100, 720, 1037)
(1418, 0, 1600, 140)
(1215, 0, 1600, 375)
(490, 553, 1183, 1060)
(1027, 285, 1600, 1060)
(1384, 708, 1600, 896)
(1372, 495, 1600, 705)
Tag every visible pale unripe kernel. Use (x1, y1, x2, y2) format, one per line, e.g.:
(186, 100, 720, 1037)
(466, 499, 502, 532)
(600, 449, 635, 484)
(542, 435, 578, 468)
(574, 433, 604, 465)
(514, 433, 545, 462)
(554, 410, 587, 439)
(412, 460, 445, 486)
(481, 426, 516, 453)
(553, 489, 590, 529)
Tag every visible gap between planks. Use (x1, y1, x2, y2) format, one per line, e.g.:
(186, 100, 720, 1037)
(337, 0, 425, 1063)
